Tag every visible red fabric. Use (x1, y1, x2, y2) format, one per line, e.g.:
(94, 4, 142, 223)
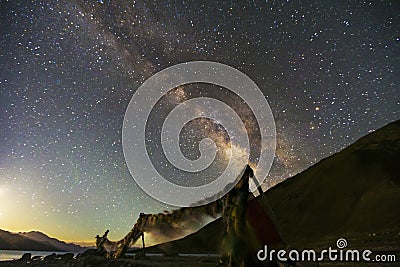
(246, 198, 281, 245)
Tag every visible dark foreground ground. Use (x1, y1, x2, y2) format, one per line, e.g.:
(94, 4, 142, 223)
(1, 227, 399, 266)
(1, 256, 399, 267)
(0, 250, 219, 267)
(1, 248, 399, 267)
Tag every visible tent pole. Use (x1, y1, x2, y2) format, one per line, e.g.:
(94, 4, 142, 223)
(141, 232, 146, 256)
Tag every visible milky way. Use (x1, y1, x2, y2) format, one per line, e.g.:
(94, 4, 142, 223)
(0, 0, 399, 243)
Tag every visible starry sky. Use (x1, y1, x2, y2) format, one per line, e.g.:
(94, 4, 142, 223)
(0, 0, 399, 244)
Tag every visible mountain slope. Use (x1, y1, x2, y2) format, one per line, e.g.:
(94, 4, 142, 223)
(0, 229, 86, 252)
(146, 218, 223, 255)
(267, 119, 400, 247)
(0, 229, 60, 251)
(147, 119, 400, 253)
(19, 231, 86, 252)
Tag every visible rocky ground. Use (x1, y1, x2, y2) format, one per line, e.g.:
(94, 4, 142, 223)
(0, 249, 220, 267)
(1, 248, 399, 267)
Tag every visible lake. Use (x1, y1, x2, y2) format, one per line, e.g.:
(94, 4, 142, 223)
(0, 250, 78, 261)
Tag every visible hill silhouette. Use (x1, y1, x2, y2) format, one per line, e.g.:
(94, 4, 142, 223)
(145, 119, 400, 254)
(19, 231, 86, 252)
(0, 229, 86, 252)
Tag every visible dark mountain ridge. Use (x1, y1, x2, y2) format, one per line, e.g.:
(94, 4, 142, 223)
(0, 229, 86, 252)
(145, 119, 400, 254)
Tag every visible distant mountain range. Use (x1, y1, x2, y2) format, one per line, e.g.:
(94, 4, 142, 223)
(0, 229, 86, 252)
(145, 119, 400, 254)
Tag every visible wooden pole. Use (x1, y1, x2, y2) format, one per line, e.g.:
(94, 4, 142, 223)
(141, 232, 146, 256)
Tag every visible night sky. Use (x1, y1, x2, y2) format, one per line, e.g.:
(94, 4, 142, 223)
(0, 0, 399, 244)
